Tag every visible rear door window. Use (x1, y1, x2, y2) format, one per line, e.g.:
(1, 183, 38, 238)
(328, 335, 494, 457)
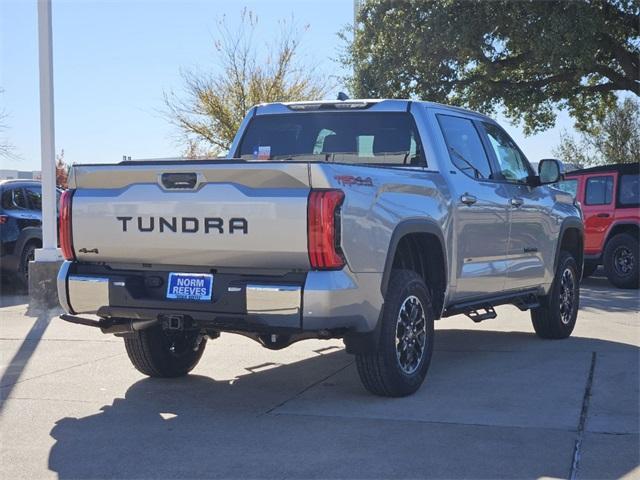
(436, 115, 492, 180)
(585, 176, 614, 205)
(618, 174, 639, 207)
(1, 188, 28, 210)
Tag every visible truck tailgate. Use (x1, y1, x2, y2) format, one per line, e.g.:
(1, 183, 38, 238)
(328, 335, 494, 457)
(69, 162, 311, 269)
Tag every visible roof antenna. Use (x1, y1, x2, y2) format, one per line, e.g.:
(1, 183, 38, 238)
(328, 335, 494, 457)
(337, 92, 349, 101)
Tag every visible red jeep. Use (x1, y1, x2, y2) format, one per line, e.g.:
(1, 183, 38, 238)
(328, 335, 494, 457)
(560, 163, 639, 289)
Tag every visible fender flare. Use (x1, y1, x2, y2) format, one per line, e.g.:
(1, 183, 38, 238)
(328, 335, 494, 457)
(604, 221, 639, 245)
(554, 217, 584, 272)
(345, 218, 447, 355)
(380, 218, 447, 297)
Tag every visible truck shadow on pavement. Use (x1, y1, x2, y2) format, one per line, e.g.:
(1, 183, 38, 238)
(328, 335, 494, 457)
(0, 277, 29, 308)
(47, 329, 639, 480)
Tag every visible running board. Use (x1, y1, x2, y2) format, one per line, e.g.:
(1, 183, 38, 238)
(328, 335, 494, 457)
(443, 289, 541, 319)
(466, 306, 497, 323)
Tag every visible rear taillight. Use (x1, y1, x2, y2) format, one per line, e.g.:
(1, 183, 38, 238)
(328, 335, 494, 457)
(0, 215, 7, 224)
(59, 190, 75, 260)
(308, 189, 345, 270)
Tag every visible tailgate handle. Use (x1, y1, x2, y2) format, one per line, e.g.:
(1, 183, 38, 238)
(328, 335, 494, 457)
(161, 172, 198, 189)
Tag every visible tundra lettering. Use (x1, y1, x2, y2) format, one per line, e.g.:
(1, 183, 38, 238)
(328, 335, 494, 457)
(59, 99, 583, 398)
(115, 216, 248, 234)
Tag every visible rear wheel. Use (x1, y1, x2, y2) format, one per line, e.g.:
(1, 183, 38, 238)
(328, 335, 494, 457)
(17, 242, 37, 289)
(356, 270, 435, 397)
(124, 324, 206, 377)
(603, 233, 639, 289)
(531, 251, 579, 339)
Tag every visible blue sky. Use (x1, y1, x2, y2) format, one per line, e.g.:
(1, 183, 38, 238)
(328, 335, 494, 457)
(1, 0, 575, 171)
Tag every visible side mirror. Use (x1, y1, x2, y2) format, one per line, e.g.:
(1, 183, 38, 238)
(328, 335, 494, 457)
(538, 159, 565, 185)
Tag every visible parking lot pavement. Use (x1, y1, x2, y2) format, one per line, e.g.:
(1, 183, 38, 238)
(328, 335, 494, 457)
(0, 274, 638, 479)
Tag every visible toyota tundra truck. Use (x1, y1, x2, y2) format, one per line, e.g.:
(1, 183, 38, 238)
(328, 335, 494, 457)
(57, 99, 583, 397)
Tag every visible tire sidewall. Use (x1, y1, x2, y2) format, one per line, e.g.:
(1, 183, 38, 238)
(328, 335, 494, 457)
(604, 234, 639, 289)
(380, 271, 435, 393)
(126, 325, 207, 377)
(18, 243, 37, 288)
(549, 253, 579, 336)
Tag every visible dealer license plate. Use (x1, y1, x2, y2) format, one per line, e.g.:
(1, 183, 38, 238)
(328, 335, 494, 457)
(166, 273, 213, 301)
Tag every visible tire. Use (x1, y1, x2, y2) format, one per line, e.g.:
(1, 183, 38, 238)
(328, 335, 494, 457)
(603, 233, 639, 289)
(581, 261, 598, 279)
(531, 251, 579, 339)
(124, 325, 207, 377)
(356, 270, 435, 397)
(17, 242, 37, 289)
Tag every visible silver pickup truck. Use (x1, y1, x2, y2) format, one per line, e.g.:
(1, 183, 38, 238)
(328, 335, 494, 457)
(57, 99, 583, 397)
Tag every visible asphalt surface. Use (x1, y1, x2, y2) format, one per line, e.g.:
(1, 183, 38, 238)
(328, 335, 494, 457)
(0, 272, 638, 479)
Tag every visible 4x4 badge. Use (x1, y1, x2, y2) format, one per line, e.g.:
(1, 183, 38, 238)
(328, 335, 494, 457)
(334, 175, 374, 187)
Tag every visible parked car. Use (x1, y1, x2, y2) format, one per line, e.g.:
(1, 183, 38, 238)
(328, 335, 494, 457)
(0, 180, 59, 287)
(557, 163, 639, 289)
(57, 99, 583, 397)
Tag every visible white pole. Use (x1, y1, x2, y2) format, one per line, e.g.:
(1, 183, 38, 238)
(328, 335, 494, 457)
(36, 0, 60, 262)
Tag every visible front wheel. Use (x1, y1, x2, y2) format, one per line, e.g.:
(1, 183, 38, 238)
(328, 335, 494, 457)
(356, 270, 435, 397)
(603, 233, 639, 289)
(124, 324, 207, 377)
(531, 251, 579, 339)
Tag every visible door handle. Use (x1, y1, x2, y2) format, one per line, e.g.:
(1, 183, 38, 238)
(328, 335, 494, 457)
(596, 213, 610, 218)
(160, 172, 198, 189)
(460, 194, 477, 206)
(510, 198, 524, 208)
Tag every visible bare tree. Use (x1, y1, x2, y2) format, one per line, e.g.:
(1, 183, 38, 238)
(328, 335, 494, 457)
(0, 88, 16, 160)
(165, 9, 330, 157)
(56, 149, 69, 188)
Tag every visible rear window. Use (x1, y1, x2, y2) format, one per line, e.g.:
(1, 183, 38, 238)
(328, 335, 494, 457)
(237, 112, 425, 166)
(585, 176, 614, 205)
(619, 174, 639, 207)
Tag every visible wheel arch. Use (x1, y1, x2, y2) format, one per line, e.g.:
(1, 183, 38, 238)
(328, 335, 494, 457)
(605, 222, 639, 245)
(16, 228, 42, 261)
(380, 219, 447, 318)
(555, 217, 584, 278)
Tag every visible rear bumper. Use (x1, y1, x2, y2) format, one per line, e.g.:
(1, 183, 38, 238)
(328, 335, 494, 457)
(57, 262, 383, 334)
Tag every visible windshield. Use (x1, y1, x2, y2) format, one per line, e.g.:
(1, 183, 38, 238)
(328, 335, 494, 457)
(237, 112, 425, 166)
